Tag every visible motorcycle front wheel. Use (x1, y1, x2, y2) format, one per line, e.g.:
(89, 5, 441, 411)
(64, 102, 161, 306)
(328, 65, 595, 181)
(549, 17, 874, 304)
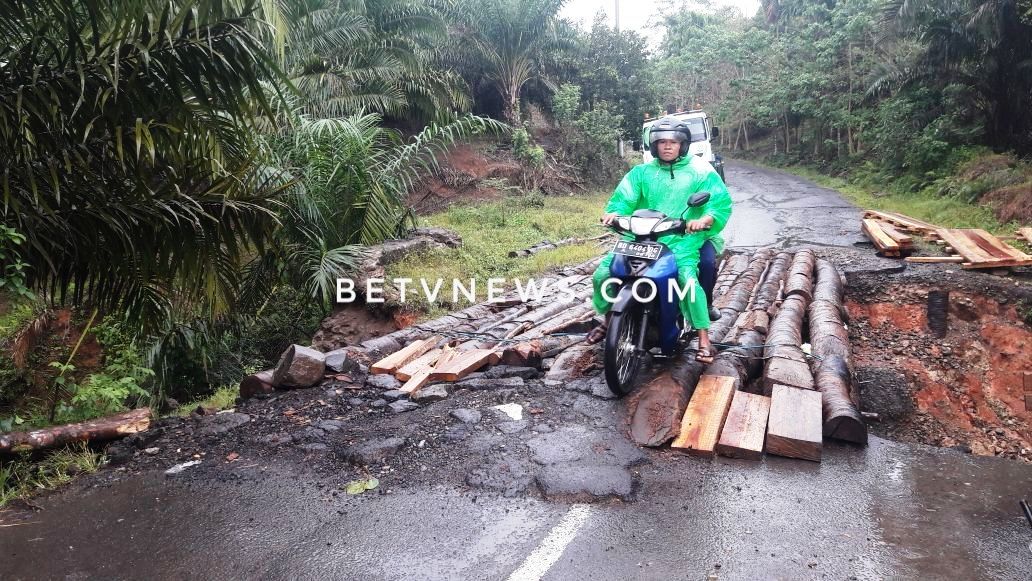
(604, 305, 646, 397)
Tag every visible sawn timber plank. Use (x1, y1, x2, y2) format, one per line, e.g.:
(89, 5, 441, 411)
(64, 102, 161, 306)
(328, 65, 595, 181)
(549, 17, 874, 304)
(716, 390, 771, 460)
(766, 384, 823, 462)
(671, 375, 736, 456)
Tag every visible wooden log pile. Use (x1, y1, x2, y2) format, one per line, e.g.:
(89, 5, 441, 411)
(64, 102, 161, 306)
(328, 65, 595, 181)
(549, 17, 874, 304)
(626, 247, 867, 462)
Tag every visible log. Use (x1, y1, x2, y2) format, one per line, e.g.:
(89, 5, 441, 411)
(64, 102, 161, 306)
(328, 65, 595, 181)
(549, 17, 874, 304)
(670, 375, 736, 456)
(716, 391, 771, 460)
(813, 356, 867, 444)
(784, 248, 816, 301)
(766, 384, 822, 462)
(240, 369, 276, 399)
(704, 329, 765, 392)
(751, 252, 792, 315)
(499, 339, 544, 368)
(763, 293, 813, 393)
(808, 259, 866, 444)
(1, 408, 151, 454)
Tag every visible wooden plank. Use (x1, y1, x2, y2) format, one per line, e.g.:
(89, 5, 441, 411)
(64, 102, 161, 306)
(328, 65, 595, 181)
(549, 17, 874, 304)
(1017, 227, 1032, 244)
(878, 221, 914, 246)
(965, 229, 1019, 260)
(766, 384, 823, 462)
(716, 391, 771, 460)
(966, 229, 1030, 260)
(400, 348, 457, 394)
(863, 210, 938, 234)
(934, 229, 996, 263)
(395, 348, 442, 381)
(861, 219, 900, 254)
(904, 255, 966, 264)
(428, 349, 494, 382)
(671, 375, 736, 456)
(369, 336, 441, 374)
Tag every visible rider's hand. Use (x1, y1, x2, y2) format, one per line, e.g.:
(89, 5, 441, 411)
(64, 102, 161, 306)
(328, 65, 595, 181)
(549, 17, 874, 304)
(601, 213, 618, 225)
(687, 215, 714, 232)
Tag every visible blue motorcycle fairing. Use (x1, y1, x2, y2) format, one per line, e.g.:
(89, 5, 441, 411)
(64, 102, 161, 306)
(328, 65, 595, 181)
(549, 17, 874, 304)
(608, 245, 684, 355)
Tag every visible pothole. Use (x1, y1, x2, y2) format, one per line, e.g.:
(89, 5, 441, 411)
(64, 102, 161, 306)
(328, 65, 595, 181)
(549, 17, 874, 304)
(846, 279, 1032, 461)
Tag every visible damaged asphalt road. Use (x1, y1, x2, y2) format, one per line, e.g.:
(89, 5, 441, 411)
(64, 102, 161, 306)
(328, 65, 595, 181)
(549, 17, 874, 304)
(3, 160, 1032, 580)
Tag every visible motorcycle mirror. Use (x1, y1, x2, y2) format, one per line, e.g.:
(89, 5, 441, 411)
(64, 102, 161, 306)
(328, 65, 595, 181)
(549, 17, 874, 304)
(687, 192, 711, 208)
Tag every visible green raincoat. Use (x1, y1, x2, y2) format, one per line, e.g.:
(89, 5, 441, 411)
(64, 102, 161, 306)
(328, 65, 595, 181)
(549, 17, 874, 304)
(592, 154, 732, 330)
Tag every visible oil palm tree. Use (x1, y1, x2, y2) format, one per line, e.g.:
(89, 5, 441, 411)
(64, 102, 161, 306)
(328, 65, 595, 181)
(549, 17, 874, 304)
(0, 0, 290, 330)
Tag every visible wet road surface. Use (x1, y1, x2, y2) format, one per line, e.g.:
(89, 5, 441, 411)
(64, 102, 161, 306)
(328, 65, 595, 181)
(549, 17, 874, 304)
(3, 160, 1032, 580)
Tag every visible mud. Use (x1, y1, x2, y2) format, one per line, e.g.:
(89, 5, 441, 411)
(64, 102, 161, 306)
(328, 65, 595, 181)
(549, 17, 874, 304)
(846, 265, 1032, 460)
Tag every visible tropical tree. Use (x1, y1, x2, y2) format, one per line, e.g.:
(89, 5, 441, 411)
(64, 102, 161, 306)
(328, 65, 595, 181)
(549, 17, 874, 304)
(451, 0, 571, 123)
(0, 0, 289, 330)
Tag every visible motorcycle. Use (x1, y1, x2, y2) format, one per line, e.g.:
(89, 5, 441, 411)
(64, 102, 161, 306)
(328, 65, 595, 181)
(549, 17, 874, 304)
(601, 191, 712, 396)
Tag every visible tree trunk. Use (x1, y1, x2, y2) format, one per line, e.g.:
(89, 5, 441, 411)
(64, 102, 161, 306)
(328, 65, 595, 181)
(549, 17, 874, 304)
(1, 408, 151, 454)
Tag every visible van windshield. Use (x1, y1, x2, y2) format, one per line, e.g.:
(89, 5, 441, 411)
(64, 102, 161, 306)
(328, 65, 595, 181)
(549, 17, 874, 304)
(683, 118, 707, 142)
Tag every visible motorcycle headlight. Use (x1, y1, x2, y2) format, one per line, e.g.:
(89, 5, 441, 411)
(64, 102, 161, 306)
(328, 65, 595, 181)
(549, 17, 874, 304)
(629, 216, 662, 236)
(652, 219, 680, 234)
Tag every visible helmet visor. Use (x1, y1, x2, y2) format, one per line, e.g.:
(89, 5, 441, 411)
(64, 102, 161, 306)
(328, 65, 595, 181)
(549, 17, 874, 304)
(649, 129, 687, 144)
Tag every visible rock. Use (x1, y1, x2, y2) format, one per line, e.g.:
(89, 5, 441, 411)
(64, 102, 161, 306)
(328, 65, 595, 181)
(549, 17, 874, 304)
(455, 377, 525, 391)
(370, 399, 388, 409)
(324, 348, 359, 373)
(261, 432, 293, 446)
(497, 420, 529, 434)
(485, 366, 540, 380)
(388, 400, 419, 414)
(317, 420, 344, 432)
(367, 374, 402, 391)
(492, 403, 524, 421)
(303, 443, 329, 453)
(144, 447, 160, 455)
(450, 409, 482, 424)
(531, 424, 554, 434)
(196, 412, 251, 437)
(273, 345, 327, 388)
(348, 397, 366, 407)
(299, 427, 326, 441)
(536, 464, 635, 501)
(345, 437, 406, 465)
(381, 389, 405, 401)
(541, 358, 555, 370)
(495, 389, 518, 403)
(104, 441, 134, 465)
(411, 384, 449, 403)
(969, 441, 994, 456)
(444, 424, 470, 441)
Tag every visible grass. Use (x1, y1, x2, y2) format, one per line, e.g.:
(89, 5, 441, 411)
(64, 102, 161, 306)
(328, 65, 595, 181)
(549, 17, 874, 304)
(175, 384, 238, 417)
(0, 442, 103, 509)
(387, 190, 611, 317)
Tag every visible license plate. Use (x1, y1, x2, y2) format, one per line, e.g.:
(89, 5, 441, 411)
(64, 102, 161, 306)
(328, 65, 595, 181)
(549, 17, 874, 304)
(614, 240, 662, 260)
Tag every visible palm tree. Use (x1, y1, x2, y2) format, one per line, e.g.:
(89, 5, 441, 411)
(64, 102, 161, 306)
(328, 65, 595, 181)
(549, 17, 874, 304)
(879, 0, 1032, 149)
(451, 0, 571, 124)
(257, 0, 471, 122)
(0, 0, 290, 330)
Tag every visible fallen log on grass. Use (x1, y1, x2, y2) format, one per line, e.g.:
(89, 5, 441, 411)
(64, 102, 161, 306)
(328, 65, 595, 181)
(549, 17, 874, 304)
(1, 408, 151, 454)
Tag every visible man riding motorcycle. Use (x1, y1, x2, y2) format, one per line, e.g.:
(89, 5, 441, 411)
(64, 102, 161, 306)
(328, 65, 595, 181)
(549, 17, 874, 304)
(586, 115, 732, 363)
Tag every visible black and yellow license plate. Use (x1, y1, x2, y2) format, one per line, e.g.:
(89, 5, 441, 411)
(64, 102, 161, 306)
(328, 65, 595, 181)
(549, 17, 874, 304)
(613, 240, 662, 260)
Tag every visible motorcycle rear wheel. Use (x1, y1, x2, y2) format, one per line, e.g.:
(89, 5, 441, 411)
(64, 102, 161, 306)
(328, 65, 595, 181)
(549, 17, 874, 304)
(604, 306, 645, 397)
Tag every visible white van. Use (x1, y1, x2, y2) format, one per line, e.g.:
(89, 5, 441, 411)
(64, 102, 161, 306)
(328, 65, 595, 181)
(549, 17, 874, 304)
(642, 110, 725, 184)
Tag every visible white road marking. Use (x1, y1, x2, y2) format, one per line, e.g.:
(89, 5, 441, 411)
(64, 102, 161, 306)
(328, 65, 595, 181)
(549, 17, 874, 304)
(506, 504, 592, 581)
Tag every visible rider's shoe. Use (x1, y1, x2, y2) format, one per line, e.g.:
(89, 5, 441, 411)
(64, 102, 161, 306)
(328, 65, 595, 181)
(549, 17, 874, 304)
(709, 306, 721, 321)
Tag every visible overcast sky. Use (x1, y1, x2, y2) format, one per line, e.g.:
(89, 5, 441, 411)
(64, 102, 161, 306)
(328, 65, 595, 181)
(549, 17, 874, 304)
(561, 0, 761, 45)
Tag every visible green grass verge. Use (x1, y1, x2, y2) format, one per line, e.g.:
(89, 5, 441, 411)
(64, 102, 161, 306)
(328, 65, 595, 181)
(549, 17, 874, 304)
(175, 385, 238, 417)
(388, 191, 611, 317)
(0, 442, 103, 509)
